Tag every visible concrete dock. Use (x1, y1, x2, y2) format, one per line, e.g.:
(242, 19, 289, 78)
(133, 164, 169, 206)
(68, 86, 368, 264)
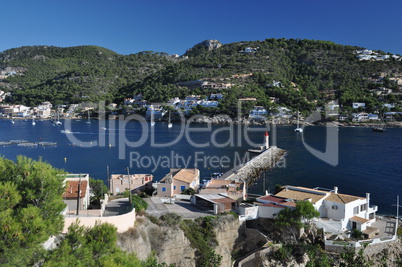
(220, 146, 285, 184)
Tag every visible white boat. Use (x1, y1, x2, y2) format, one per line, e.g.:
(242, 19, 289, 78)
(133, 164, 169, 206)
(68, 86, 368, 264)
(55, 112, 62, 125)
(61, 129, 71, 134)
(168, 111, 173, 128)
(294, 111, 303, 133)
(10, 112, 15, 124)
(150, 110, 155, 126)
(86, 110, 91, 124)
(32, 116, 36, 125)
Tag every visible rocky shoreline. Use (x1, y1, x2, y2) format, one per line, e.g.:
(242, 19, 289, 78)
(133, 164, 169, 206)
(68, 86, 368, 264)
(4, 115, 401, 128)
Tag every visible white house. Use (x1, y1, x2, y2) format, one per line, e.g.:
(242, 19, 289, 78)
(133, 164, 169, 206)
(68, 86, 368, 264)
(352, 103, 366, 109)
(249, 106, 268, 118)
(352, 112, 369, 122)
(255, 186, 378, 234)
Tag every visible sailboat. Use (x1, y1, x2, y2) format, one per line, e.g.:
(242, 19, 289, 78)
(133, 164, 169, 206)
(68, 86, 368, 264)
(32, 115, 36, 125)
(86, 110, 91, 124)
(150, 108, 155, 127)
(10, 112, 15, 124)
(168, 111, 173, 128)
(294, 111, 303, 132)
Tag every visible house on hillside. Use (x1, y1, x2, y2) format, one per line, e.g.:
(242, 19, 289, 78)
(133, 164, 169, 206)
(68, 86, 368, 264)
(249, 106, 268, 118)
(62, 174, 91, 213)
(155, 168, 200, 197)
(109, 174, 153, 195)
(254, 186, 378, 234)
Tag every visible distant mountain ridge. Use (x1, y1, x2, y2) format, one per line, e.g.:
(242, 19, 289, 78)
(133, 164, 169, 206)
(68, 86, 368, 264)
(0, 39, 401, 114)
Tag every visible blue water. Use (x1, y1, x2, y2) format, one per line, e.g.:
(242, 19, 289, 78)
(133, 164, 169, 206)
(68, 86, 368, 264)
(0, 119, 400, 216)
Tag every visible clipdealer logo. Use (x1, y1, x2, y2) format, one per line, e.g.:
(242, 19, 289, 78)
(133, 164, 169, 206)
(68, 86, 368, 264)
(62, 101, 339, 169)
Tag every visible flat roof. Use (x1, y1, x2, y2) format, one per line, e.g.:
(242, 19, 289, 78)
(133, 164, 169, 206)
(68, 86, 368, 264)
(350, 216, 369, 224)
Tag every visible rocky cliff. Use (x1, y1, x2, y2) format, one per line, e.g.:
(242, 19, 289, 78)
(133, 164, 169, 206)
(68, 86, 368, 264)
(117, 215, 402, 267)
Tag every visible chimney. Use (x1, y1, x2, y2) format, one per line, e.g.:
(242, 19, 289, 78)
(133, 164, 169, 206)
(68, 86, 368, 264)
(334, 186, 338, 194)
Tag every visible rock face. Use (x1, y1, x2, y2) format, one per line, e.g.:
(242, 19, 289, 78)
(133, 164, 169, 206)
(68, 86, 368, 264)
(117, 217, 196, 266)
(213, 217, 244, 267)
(186, 39, 222, 54)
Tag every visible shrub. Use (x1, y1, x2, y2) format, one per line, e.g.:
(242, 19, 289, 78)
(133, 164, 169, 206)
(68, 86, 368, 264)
(159, 213, 182, 227)
(132, 195, 148, 211)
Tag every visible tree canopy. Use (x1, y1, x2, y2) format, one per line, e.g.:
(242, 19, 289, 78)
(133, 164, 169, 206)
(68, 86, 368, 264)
(0, 156, 67, 265)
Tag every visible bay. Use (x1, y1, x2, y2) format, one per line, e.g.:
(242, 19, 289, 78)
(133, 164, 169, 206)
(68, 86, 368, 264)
(0, 119, 400, 216)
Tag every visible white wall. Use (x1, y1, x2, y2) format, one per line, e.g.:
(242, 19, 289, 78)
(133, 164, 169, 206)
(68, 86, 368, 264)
(258, 205, 284, 218)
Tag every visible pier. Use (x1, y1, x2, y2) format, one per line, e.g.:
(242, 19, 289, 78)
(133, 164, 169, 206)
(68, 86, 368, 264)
(220, 146, 285, 184)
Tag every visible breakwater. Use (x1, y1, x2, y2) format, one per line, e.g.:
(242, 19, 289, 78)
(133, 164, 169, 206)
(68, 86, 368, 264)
(220, 146, 285, 184)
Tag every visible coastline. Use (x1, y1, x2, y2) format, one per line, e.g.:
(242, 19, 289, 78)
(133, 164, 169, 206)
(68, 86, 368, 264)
(3, 116, 401, 128)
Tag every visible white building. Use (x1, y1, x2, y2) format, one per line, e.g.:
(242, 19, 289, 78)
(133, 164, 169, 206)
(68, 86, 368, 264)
(352, 102, 366, 109)
(352, 112, 369, 122)
(255, 186, 378, 233)
(249, 106, 268, 118)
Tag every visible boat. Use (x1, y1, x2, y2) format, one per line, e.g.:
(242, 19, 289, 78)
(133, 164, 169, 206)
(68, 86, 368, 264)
(55, 111, 62, 125)
(248, 131, 270, 153)
(32, 115, 36, 125)
(61, 129, 72, 134)
(168, 111, 173, 128)
(10, 112, 15, 124)
(101, 127, 107, 131)
(86, 110, 91, 124)
(294, 111, 303, 132)
(372, 126, 385, 132)
(150, 110, 155, 126)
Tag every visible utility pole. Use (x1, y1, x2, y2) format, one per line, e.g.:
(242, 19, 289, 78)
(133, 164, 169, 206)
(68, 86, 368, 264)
(127, 167, 132, 204)
(76, 174, 81, 215)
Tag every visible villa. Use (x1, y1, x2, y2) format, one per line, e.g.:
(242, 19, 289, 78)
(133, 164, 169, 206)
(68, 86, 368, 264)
(109, 173, 153, 195)
(155, 168, 200, 198)
(254, 186, 378, 235)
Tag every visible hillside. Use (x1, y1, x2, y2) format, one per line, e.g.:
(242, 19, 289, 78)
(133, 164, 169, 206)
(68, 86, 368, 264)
(1, 39, 401, 114)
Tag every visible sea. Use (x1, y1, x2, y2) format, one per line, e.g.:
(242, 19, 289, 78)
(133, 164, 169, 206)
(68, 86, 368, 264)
(0, 118, 400, 216)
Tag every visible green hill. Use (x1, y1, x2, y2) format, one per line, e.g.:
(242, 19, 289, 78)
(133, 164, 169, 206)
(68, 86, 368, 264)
(1, 39, 401, 114)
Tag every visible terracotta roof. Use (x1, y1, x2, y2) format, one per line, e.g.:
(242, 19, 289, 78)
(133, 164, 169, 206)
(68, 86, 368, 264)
(350, 216, 369, 224)
(257, 195, 296, 207)
(173, 169, 198, 184)
(62, 181, 87, 198)
(275, 187, 328, 204)
(325, 193, 364, 204)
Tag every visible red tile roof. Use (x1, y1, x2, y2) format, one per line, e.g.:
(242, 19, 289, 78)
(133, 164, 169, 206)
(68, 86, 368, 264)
(62, 181, 87, 198)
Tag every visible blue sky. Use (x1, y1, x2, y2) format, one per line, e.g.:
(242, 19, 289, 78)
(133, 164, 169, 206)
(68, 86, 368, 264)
(1, 0, 402, 55)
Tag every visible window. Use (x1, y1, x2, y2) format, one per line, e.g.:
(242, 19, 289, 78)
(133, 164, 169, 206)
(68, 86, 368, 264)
(353, 206, 359, 214)
(162, 187, 166, 192)
(332, 205, 338, 210)
(180, 186, 186, 191)
(360, 204, 367, 211)
(173, 185, 176, 190)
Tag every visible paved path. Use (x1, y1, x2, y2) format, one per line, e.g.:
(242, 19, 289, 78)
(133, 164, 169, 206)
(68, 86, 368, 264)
(104, 198, 132, 216)
(145, 197, 212, 219)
